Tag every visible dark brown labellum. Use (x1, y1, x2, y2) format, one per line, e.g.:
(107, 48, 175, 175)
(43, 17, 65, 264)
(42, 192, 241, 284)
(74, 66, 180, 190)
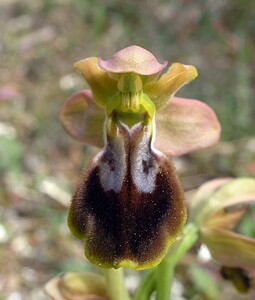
(68, 119, 186, 269)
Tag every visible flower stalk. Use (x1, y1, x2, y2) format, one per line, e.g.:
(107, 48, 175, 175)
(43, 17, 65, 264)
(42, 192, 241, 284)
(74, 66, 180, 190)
(104, 268, 130, 300)
(156, 223, 199, 300)
(134, 269, 156, 300)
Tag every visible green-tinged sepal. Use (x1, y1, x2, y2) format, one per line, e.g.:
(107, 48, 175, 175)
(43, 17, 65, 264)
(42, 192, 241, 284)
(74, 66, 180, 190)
(98, 45, 167, 76)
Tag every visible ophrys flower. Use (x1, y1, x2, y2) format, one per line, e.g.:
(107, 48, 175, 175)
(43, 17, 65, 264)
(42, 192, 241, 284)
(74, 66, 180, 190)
(60, 45, 221, 269)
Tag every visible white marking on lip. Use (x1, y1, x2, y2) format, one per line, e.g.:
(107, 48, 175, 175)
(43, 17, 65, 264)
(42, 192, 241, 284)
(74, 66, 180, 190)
(99, 129, 127, 193)
(131, 118, 159, 194)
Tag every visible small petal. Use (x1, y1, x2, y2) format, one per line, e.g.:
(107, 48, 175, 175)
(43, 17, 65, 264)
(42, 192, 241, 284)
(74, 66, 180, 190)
(194, 178, 255, 226)
(74, 57, 117, 107)
(144, 63, 198, 108)
(98, 45, 167, 75)
(59, 90, 105, 147)
(201, 228, 255, 271)
(68, 121, 186, 270)
(154, 97, 221, 156)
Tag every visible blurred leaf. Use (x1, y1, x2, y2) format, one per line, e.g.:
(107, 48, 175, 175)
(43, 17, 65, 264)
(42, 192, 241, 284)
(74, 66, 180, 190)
(60, 259, 91, 274)
(201, 228, 255, 271)
(237, 206, 255, 238)
(45, 272, 108, 300)
(189, 178, 232, 219)
(205, 205, 247, 230)
(221, 266, 251, 294)
(189, 265, 219, 299)
(193, 178, 255, 225)
(0, 136, 23, 175)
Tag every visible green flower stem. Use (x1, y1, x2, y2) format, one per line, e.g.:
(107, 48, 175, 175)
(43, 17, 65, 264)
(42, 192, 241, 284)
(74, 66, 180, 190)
(134, 269, 156, 300)
(104, 268, 130, 300)
(156, 223, 199, 300)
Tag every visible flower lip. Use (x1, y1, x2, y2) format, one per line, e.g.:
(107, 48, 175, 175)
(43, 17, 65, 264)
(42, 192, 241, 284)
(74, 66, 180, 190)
(98, 45, 168, 75)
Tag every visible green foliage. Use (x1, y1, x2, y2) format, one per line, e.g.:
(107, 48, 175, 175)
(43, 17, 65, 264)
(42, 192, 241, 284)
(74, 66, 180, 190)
(60, 259, 91, 274)
(0, 136, 23, 176)
(189, 266, 219, 300)
(238, 205, 255, 238)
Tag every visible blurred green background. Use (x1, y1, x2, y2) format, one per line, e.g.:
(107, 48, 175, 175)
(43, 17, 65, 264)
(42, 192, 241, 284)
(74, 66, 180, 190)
(0, 0, 255, 299)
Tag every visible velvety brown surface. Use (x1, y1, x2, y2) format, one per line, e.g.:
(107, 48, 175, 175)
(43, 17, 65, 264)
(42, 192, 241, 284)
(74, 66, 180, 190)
(68, 121, 186, 269)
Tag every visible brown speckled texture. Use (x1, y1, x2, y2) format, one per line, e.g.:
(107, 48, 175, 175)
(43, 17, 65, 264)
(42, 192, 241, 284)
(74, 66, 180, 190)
(68, 122, 186, 269)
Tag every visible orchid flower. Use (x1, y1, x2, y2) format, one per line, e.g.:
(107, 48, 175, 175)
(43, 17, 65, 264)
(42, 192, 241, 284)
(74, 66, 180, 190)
(60, 45, 221, 270)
